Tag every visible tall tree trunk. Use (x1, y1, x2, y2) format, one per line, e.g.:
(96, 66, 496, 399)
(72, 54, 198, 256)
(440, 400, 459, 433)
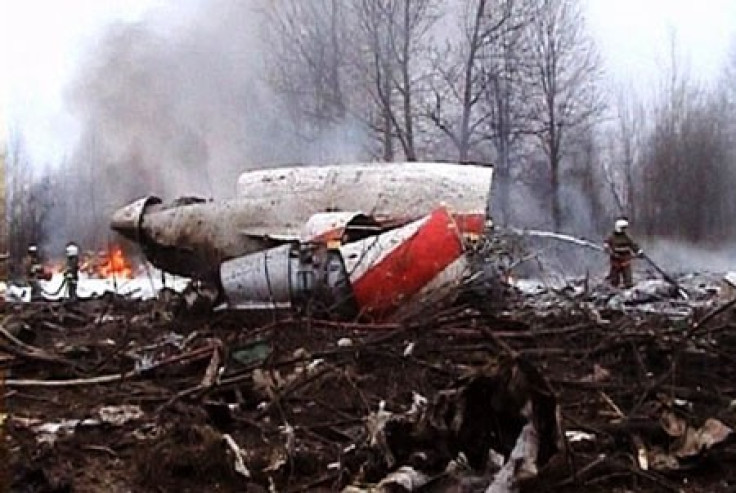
(381, 58, 395, 161)
(401, 0, 416, 161)
(459, 0, 486, 161)
(550, 151, 561, 230)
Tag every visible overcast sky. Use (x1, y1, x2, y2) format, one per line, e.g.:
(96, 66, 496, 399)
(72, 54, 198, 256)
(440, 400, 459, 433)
(0, 0, 170, 160)
(1, 0, 735, 163)
(587, 0, 736, 85)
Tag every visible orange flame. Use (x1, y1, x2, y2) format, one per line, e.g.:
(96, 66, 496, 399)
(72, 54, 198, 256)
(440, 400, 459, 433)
(47, 262, 65, 276)
(98, 248, 133, 279)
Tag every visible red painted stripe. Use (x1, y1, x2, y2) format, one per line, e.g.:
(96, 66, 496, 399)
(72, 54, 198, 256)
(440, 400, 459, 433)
(311, 213, 485, 244)
(352, 208, 464, 320)
(452, 213, 485, 236)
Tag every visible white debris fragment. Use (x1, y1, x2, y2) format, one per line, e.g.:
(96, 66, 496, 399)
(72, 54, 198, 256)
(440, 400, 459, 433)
(724, 272, 736, 288)
(15, 407, 145, 446)
(337, 337, 354, 347)
(4, 273, 190, 303)
(279, 422, 296, 455)
(673, 398, 691, 408)
(365, 400, 395, 467)
(487, 422, 540, 493)
(565, 430, 596, 442)
(513, 279, 547, 295)
(408, 391, 427, 416)
(637, 446, 649, 470)
(223, 433, 251, 478)
(98, 404, 144, 426)
(403, 342, 415, 357)
(5, 285, 31, 302)
(376, 466, 430, 491)
(20, 418, 99, 445)
(37, 419, 98, 435)
(488, 449, 505, 469)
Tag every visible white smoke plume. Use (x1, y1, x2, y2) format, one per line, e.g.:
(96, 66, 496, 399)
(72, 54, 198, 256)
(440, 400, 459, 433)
(44, 0, 367, 252)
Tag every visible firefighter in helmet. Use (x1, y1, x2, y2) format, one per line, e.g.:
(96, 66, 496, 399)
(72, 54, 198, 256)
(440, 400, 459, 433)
(604, 218, 642, 289)
(64, 242, 80, 301)
(25, 244, 45, 300)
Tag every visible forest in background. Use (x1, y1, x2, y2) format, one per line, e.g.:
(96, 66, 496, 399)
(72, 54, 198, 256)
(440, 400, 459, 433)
(6, 0, 736, 270)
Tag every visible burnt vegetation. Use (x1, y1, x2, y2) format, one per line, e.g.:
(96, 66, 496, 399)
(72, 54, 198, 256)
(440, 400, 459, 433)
(4, 282, 736, 491)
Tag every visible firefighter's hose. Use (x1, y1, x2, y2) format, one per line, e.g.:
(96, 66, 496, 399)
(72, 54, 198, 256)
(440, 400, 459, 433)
(41, 277, 68, 297)
(641, 253, 689, 299)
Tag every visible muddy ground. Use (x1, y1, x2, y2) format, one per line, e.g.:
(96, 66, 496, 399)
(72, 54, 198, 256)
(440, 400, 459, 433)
(2, 286, 736, 492)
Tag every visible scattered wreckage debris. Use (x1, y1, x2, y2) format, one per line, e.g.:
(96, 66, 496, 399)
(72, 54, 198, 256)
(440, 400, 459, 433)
(506, 227, 689, 299)
(347, 356, 562, 492)
(3, 275, 736, 492)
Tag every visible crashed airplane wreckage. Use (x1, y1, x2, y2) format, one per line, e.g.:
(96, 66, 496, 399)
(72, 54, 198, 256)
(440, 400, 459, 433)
(111, 162, 493, 320)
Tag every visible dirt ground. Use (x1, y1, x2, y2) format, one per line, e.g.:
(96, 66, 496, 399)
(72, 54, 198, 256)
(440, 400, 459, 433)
(2, 287, 736, 492)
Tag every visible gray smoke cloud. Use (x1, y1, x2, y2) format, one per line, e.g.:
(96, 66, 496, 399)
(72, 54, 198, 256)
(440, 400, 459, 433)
(46, 0, 367, 252)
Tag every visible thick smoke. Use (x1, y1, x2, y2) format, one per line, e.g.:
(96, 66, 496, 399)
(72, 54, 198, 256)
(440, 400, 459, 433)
(46, 0, 367, 252)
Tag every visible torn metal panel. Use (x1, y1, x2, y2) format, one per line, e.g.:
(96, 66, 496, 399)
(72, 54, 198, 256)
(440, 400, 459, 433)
(218, 208, 469, 321)
(300, 211, 380, 244)
(220, 244, 304, 310)
(341, 207, 466, 320)
(219, 243, 355, 316)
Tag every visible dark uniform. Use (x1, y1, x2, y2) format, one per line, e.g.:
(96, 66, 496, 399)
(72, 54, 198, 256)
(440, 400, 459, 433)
(65, 244, 80, 301)
(604, 230, 640, 288)
(25, 246, 46, 300)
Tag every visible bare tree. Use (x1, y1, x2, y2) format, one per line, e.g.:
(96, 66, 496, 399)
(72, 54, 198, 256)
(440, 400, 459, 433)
(265, 0, 439, 162)
(5, 129, 53, 275)
(265, 0, 349, 138)
(477, 0, 534, 224)
(612, 86, 645, 219)
(599, 85, 646, 224)
(564, 123, 606, 236)
(639, 91, 734, 242)
(427, 0, 521, 161)
(638, 39, 736, 243)
(353, 0, 400, 160)
(362, 0, 438, 161)
(523, 0, 604, 230)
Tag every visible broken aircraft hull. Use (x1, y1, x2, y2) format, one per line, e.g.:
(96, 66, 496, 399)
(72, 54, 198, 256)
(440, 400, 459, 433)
(111, 162, 493, 320)
(219, 207, 469, 321)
